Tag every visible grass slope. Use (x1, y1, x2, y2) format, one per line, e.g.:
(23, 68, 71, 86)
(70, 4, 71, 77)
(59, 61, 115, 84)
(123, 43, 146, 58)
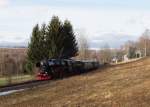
(1, 57, 150, 107)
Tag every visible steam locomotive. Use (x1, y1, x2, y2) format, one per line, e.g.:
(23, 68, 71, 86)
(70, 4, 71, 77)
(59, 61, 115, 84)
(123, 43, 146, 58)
(36, 59, 99, 80)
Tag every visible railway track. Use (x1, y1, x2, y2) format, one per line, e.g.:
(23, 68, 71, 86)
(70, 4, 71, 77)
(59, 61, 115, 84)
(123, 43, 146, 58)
(0, 80, 50, 93)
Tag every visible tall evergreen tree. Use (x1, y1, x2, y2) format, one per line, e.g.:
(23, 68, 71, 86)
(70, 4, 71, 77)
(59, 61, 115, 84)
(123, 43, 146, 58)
(27, 16, 78, 73)
(27, 24, 43, 63)
(39, 23, 48, 59)
(127, 46, 136, 59)
(62, 20, 78, 58)
(46, 16, 78, 59)
(46, 16, 65, 58)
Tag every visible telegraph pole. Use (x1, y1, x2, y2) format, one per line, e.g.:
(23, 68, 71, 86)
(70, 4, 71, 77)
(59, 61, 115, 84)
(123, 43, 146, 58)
(143, 29, 149, 57)
(145, 39, 147, 57)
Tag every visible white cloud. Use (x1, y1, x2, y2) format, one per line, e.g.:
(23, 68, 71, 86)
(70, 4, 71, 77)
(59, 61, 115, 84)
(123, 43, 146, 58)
(0, 0, 9, 7)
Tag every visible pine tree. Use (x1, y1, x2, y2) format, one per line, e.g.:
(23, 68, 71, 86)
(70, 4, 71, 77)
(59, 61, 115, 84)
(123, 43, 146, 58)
(39, 23, 48, 59)
(26, 24, 47, 73)
(46, 16, 65, 58)
(128, 46, 136, 59)
(27, 24, 42, 63)
(62, 20, 78, 58)
(46, 16, 78, 59)
(26, 16, 79, 73)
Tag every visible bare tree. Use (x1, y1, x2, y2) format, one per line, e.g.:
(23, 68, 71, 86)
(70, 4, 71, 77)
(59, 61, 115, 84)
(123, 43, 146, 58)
(4, 54, 16, 84)
(123, 40, 136, 53)
(138, 29, 150, 56)
(77, 30, 90, 60)
(98, 43, 112, 63)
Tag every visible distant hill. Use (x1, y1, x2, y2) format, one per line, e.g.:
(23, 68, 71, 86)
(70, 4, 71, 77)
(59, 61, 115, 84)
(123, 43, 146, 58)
(0, 41, 28, 48)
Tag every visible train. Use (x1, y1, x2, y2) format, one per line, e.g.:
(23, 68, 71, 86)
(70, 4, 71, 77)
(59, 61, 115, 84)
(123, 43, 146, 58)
(36, 59, 100, 80)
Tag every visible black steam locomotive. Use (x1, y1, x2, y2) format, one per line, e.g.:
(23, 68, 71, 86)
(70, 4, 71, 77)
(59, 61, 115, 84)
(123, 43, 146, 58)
(36, 59, 99, 80)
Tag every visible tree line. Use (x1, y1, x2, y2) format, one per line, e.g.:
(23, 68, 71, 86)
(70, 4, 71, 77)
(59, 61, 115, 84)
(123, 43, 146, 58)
(98, 29, 150, 63)
(122, 29, 150, 58)
(26, 16, 78, 72)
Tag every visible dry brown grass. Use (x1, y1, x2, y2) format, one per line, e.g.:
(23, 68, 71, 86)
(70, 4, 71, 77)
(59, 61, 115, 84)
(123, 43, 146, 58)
(1, 57, 150, 107)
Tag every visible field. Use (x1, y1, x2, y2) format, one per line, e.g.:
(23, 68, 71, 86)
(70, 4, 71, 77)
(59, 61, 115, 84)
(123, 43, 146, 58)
(0, 48, 27, 76)
(0, 75, 35, 86)
(0, 57, 150, 107)
(0, 48, 31, 86)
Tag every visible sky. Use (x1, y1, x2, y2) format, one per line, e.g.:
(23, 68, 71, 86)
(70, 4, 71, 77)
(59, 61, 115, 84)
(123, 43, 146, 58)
(0, 0, 150, 48)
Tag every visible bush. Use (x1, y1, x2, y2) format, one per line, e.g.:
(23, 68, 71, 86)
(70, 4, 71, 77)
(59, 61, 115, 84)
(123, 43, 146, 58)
(24, 61, 34, 74)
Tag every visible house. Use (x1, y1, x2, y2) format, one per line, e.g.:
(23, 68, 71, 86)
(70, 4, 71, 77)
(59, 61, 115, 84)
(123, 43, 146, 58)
(124, 54, 129, 62)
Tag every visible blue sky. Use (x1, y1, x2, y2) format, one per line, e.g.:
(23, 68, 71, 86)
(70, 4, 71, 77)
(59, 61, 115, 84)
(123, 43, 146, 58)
(0, 0, 150, 48)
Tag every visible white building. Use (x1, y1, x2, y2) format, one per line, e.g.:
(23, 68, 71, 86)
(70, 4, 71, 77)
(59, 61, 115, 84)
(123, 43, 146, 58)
(135, 50, 142, 58)
(124, 54, 129, 62)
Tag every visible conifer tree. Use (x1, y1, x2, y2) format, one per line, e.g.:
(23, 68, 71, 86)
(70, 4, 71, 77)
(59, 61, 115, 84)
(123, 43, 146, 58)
(39, 23, 48, 59)
(27, 24, 43, 63)
(46, 16, 78, 59)
(26, 16, 79, 73)
(46, 16, 64, 58)
(62, 20, 78, 58)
